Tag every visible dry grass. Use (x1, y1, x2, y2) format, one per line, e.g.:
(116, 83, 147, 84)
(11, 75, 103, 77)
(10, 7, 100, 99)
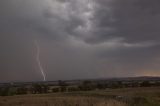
(0, 95, 128, 106)
(1, 87, 160, 106)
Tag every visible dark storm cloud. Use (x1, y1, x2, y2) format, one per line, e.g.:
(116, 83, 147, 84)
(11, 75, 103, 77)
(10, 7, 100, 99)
(0, 0, 98, 82)
(91, 0, 160, 77)
(0, 0, 160, 82)
(88, 0, 160, 43)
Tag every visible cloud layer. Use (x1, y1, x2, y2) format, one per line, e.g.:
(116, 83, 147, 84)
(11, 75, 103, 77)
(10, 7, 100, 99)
(0, 0, 160, 82)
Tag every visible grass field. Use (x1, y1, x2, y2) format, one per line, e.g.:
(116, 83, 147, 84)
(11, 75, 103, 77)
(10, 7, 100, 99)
(0, 87, 160, 106)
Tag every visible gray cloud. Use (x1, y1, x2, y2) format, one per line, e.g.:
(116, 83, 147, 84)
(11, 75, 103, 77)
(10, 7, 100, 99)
(90, 0, 160, 43)
(0, 0, 160, 82)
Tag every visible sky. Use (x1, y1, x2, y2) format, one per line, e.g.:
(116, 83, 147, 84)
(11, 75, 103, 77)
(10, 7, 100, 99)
(0, 0, 160, 82)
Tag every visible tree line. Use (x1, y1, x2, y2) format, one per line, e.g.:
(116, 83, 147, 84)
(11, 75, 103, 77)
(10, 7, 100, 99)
(0, 80, 160, 96)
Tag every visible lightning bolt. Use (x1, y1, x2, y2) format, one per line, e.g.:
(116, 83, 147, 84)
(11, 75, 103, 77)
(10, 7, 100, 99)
(35, 40, 46, 81)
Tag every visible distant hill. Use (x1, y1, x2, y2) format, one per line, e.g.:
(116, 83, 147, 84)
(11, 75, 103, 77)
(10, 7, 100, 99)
(94, 76, 160, 82)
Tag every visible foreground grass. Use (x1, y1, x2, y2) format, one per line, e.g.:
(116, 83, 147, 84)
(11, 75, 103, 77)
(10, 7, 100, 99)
(0, 95, 127, 106)
(0, 87, 160, 106)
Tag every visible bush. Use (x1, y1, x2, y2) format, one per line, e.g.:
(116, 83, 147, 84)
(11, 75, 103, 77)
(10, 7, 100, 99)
(0, 87, 16, 96)
(96, 83, 107, 89)
(78, 80, 96, 91)
(16, 87, 27, 95)
(140, 81, 151, 87)
(32, 84, 49, 94)
(68, 87, 80, 92)
(52, 87, 59, 93)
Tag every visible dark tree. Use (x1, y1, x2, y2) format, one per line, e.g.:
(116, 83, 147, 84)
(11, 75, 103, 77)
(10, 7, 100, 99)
(16, 87, 27, 95)
(141, 81, 151, 87)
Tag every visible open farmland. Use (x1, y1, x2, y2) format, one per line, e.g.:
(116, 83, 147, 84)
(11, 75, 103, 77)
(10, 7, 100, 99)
(0, 87, 160, 106)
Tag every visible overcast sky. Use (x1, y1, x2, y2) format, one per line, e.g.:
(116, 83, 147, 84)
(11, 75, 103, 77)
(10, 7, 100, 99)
(0, 0, 160, 82)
